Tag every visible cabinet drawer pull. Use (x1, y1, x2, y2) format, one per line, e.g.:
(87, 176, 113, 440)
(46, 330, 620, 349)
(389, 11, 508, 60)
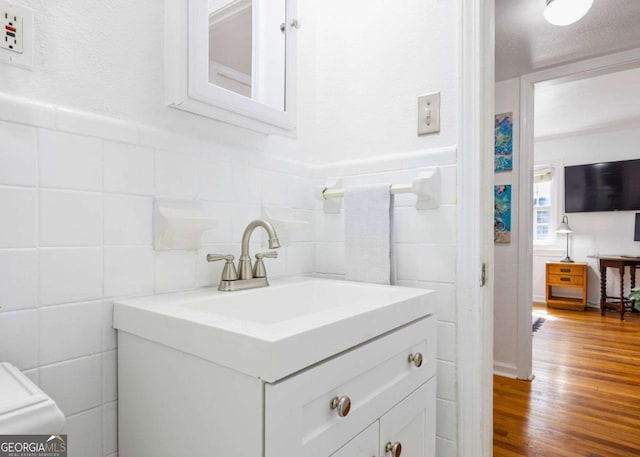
(385, 441, 402, 457)
(560, 277, 571, 282)
(408, 352, 423, 368)
(560, 268, 571, 273)
(330, 395, 351, 417)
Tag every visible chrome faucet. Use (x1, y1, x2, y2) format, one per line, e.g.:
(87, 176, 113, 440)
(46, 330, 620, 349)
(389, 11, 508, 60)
(206, 219, 281, 291)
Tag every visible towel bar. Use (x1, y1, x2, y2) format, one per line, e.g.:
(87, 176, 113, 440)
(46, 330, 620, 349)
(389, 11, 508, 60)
(321, 183, 413, 200)
(320, 167, 440, 212)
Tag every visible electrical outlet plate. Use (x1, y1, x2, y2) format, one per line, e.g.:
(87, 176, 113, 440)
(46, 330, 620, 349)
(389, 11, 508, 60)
(0, 1, 33, 70)
(1, 10, 23, 53)
(417, 92, 441, 135)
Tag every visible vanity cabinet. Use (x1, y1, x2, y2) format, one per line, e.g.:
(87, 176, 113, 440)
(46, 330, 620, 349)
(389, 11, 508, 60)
(118, 315, 436, 457)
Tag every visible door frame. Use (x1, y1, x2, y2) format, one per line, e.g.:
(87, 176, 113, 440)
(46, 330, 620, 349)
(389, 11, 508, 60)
(458, 0, 495, 455)
(515, 47, 640, 380)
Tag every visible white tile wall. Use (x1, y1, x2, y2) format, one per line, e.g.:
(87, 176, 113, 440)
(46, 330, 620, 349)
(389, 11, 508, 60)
(39, 301, 102, 364)
(39, 248, 103, 306)
(0, 121, 37, 186)
(103, 142, 154, 195)
(38, 130, 103, 191)
(63, 408, 103, 457)
(102, 402, 118, 456)
(102, 351, 118, 403)
(104, 246, 154, 297)
(155, 149, 199, 198)
(0, 96, 456, 456)
(154, 250, 197, 292)
(0, 98, 316, 457)
(0, 310, 38, 369)
(103, 195, 152, 245)
(39, 355, 102, 415)
(39, 190, 103, 246)
(0, 249, 38, 311)
(0, 187, 37, 247)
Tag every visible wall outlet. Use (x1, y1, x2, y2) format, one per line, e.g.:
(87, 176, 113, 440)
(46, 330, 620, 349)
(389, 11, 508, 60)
(0, 10, 23, 53)
(0, 1, 33, 70)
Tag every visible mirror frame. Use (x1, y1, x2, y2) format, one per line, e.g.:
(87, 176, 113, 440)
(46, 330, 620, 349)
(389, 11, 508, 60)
(165, 0, 297, 135)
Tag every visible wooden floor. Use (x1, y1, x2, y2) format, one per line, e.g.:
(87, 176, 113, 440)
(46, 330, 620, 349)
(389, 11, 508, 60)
(494, 304, 640, 457)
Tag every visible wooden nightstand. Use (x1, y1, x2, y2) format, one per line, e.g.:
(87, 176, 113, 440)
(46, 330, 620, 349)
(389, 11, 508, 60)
(545, 262, 588, 311)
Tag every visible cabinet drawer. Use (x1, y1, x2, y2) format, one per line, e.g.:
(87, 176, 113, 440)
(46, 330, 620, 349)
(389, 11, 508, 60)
(548, 264, 584, 276)
(264, 315, 436, 457)
(548, 273, 584, 286)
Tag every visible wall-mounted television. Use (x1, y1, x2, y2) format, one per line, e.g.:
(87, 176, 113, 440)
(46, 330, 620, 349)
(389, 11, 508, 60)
(564, 159, 640, 213)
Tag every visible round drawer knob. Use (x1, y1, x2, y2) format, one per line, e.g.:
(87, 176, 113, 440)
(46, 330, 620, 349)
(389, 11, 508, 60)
(408, 352, 423, 368)
(385, 441, 402, 457)
(330, 395, 351, 417)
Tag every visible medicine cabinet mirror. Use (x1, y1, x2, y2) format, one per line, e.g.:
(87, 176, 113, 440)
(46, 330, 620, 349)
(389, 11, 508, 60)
(165, 0, 298, 135)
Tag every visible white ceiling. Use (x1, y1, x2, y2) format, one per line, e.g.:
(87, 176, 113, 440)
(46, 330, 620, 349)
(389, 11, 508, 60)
(496, 0, 640, 139)
(496, 0, 640, 81)
(534, 66, 640, 138)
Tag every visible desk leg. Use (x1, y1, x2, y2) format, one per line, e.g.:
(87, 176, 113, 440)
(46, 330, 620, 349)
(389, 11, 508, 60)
(620, 266, 625, 321)
(600, 263, 606, 316)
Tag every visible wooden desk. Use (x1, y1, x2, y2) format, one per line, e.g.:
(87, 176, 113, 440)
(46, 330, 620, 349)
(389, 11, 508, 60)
(545, 262, 588, 311)
(594, 256, 640, 320)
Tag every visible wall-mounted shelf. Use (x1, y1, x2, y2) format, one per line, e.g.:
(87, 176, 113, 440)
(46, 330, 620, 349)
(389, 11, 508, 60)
(261, 205, 308, 247)
(153, 198, 218, 251)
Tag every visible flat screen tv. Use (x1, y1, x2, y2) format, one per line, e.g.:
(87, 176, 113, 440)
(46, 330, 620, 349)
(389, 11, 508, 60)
(564, 159, 640, 213)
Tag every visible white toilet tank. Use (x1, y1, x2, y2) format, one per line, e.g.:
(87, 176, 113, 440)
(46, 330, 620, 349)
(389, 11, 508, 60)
(0, 363, 65, 434)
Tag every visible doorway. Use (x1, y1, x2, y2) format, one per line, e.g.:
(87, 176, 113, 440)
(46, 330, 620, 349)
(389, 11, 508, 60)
(517, 49, 640, 379)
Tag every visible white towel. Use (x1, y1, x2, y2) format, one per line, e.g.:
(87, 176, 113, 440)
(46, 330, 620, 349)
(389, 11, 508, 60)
(344, 183, 393, 285)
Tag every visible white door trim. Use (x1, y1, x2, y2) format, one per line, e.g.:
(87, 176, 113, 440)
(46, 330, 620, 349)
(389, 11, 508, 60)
(516, 47, 640, 381)
(458, 0, 495, 455)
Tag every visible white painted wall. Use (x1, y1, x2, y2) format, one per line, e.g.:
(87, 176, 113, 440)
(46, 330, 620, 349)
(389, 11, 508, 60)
(305, 0, 459, 163)
(493, 78, 521, 377)
(0, 1, 462, 456)
(533, 128, 640, 303)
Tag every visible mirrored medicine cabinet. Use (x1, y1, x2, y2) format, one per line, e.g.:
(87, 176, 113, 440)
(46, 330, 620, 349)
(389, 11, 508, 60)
(165, 0, 298, 135)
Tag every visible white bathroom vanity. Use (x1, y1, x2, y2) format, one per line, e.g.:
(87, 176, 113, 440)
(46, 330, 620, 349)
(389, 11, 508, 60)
(114, 277, 436, 457)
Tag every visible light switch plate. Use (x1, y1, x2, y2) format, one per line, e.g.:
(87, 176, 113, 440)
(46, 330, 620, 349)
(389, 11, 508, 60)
(417, 92, 440, 135)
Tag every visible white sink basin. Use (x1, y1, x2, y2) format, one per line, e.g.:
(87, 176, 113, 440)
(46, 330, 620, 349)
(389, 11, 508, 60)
(113, 277, 434, 382)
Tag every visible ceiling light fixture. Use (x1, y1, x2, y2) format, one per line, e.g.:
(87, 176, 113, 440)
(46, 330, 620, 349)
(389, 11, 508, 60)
(544, 0, 594, 26)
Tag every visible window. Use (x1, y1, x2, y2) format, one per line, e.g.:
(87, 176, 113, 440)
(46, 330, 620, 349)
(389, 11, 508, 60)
(533, 166, 556, 244)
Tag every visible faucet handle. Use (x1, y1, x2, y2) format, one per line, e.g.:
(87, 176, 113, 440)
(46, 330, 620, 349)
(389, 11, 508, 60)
(206, 254, 238, 281)
(253, 251, 278, 278)
(255, 251, 278, 260)
(207, 254, 233, 262)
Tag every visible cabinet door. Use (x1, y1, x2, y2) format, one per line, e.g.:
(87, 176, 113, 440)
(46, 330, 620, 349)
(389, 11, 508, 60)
(330, 422, 379, 457)
(379, 379, 436, 457)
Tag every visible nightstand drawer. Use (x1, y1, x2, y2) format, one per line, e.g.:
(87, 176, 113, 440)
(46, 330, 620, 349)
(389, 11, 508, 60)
(548, 273, 584, 286)
(548, 264, 584, 276)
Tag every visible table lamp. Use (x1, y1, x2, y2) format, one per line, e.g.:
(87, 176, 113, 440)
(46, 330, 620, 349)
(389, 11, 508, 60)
(556, 215, 573, 263)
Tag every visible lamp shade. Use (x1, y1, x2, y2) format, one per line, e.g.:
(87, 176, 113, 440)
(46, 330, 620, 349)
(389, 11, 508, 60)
(556, 215, 572, 234)
(544, 0, 593, 26)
